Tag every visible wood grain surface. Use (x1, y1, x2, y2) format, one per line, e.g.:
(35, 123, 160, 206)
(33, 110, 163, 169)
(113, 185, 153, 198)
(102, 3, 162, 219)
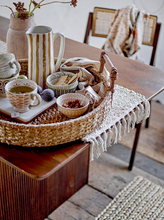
(0, 141, 89, 180)
(0, 145, 90, 220)
(54, 37, 164, 101)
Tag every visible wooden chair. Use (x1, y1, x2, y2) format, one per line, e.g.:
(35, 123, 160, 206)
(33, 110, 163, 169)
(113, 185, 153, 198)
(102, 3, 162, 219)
(84, 7, 161, 170)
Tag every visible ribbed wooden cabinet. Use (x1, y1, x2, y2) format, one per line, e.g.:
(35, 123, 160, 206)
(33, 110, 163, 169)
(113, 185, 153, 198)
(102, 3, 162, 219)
(0, 143, 90, 220)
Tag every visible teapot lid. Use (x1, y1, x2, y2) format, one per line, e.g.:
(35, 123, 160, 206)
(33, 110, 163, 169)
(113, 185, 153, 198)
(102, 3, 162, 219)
(0, 53, 15, 67)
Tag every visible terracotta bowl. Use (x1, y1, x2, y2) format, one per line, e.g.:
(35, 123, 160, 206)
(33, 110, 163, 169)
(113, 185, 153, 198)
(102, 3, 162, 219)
(57, 93, 89, 118)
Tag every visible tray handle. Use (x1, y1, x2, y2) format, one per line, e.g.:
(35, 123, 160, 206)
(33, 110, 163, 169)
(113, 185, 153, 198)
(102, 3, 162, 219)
(99, 51, 118, 106)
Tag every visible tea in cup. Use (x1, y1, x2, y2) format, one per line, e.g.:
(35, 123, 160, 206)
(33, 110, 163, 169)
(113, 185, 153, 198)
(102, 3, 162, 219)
(5, 79, 41, 113)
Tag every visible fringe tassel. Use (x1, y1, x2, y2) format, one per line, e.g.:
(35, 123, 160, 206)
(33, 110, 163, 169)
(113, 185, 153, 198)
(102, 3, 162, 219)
(94, 138, 102, 159)
(135, 106, 141, 123)
(113, 124, 118, 144)
(144, 100, 150, 120)
(138, 103, 144, 122)
(89, 139, 94, 161)
(122, 117, 127, 136)
(97, 135, 104, 152)
(127, 113, 131, 133)
(101, 131, 108, 151)
(107, 129, 113, 148)
(117, 121, 122, 140)
(83, 94, 150, 161)
(131, 110, 136, 129)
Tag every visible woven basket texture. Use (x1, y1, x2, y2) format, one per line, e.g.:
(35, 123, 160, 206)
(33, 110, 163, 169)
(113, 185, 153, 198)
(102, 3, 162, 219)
(0, 58, 113, 147)
(96, 176, 164, 220)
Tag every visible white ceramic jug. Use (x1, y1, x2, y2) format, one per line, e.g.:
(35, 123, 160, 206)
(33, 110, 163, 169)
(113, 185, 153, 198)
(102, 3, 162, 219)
(26, 25, 65, 89)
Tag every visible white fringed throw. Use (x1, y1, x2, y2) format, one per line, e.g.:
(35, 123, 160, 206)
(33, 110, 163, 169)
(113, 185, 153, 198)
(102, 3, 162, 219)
(82, 84, 150, 161)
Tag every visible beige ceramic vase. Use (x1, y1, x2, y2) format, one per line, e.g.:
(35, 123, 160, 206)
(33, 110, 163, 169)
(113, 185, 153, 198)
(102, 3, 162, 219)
(6, 13, 36, 60)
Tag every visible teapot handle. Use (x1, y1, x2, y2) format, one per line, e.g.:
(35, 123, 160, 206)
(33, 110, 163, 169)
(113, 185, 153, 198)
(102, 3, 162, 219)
(9, 60, 21, 74)
(53, 32, 65, 72)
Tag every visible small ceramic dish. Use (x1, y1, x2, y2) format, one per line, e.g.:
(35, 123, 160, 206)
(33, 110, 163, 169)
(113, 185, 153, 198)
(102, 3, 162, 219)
(57, 93, 89, 118)
(46, 72, 78, 97)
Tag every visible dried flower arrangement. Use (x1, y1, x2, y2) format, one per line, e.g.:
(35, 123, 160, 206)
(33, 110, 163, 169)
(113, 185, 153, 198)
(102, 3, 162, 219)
(0, 0, 77, 20)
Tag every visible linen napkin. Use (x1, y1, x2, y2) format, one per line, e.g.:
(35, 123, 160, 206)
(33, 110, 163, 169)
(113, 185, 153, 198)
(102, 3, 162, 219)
(60, 57, 110, 104)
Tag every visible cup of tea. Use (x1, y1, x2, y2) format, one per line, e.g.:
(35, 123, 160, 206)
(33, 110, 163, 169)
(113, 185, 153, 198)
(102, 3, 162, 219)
(5, 79, 41, 113)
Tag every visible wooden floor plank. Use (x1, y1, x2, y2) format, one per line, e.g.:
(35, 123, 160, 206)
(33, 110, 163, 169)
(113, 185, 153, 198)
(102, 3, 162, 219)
(69, 185, 112, 217)
(48, 200, 95, 220)
(88, 153, 164, 198)
(48, 185, 112, 219)
(107, 143, 164, 180)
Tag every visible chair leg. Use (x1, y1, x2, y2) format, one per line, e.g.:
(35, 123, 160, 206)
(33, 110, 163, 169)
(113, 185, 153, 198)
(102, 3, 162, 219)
(128, 122, 142, 171)
(145, 117, 149, 128)
(83, 12, 93, 44)
(145, 100, 151, 128)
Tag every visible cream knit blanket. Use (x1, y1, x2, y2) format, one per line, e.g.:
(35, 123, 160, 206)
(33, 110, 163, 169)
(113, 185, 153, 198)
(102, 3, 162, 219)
(103, 5, 147, 60)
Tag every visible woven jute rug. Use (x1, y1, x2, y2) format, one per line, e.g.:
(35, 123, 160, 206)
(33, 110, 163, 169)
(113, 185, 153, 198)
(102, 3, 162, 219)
(96, 176, 164, 220)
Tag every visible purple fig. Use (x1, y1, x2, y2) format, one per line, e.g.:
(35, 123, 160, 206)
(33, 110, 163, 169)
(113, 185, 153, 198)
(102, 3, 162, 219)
(40, 89, 55, 102)
(37, 85, 43, 94)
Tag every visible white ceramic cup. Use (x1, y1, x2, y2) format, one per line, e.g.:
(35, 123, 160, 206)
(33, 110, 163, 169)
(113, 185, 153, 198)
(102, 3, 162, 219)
(0, 72, 19, 97)
(0, 53, 21, 78)
(5, 79, 41, 113)
(26, 25, 65, 89)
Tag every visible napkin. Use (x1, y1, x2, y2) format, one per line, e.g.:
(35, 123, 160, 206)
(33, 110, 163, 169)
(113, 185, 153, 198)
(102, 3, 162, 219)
(60, 57, 110, 104)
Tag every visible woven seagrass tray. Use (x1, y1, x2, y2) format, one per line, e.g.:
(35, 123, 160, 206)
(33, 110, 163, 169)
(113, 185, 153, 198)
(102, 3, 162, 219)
(0, 52, 118, 147)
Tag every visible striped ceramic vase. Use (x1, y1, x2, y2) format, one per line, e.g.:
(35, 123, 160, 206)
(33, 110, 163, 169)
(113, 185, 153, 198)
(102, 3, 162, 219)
(26, 26, 65, 89)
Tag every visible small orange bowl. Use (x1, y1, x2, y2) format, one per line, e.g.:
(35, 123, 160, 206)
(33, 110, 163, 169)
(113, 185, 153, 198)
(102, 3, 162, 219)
(57, 93, 89, 118)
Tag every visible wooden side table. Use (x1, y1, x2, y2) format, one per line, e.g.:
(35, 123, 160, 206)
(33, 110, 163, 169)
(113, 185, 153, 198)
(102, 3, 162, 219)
(0, 141, 90, 220)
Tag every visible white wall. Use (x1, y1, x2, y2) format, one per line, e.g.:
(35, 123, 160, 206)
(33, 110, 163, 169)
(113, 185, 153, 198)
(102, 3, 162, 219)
(1, 0, 164, 102)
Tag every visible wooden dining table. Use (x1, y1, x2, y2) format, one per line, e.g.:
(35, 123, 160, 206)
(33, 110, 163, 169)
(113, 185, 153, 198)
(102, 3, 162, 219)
(0, 16, 164, 220)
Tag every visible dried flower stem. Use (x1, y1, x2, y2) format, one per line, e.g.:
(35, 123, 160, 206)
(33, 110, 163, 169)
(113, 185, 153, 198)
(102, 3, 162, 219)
(40, 1, 73, 7)
(0, 5, 15, 17)
(28, 0, 44, 16)
(1, 1, 77, 20)
(29, 0, 33, 13)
